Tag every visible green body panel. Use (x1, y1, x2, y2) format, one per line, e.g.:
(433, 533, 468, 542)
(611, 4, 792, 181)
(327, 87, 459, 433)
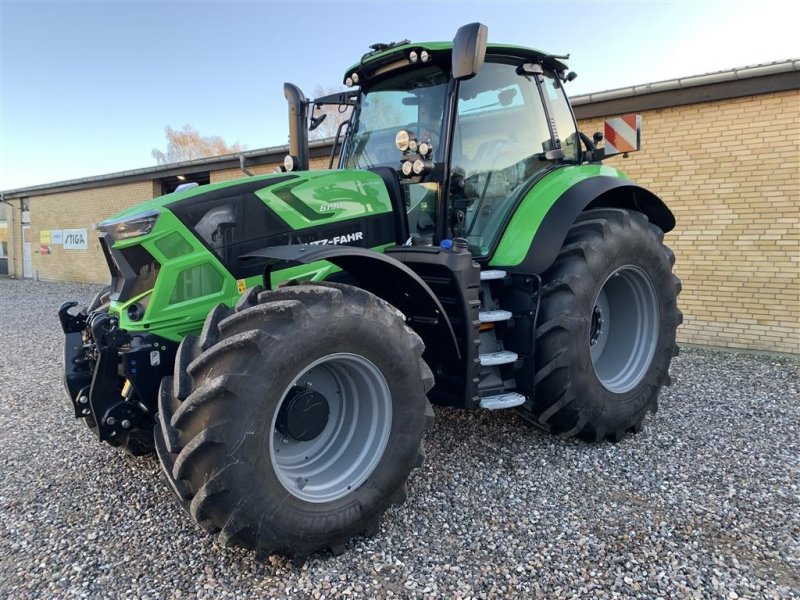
(489, 164, 627, 268)
(104, 170, 396, 341)
(109, 173, 289, 222)
(256, 169, 393, 230)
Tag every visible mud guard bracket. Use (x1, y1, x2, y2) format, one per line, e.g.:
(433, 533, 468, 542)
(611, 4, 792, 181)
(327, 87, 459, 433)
(242, 244, 461, 361)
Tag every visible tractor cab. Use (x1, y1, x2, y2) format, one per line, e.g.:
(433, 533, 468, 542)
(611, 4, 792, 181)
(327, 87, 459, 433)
(308, 24, 581, 258)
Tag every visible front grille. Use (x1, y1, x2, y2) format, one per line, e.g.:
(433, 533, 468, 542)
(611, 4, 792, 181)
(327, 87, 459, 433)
(99, 234, 124, 295)
(101, 233, 160, 302)
(120, 245, 160, 300)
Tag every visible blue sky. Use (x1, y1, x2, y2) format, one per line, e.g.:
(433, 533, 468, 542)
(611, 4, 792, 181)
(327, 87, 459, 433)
(1, 0, 797, 190)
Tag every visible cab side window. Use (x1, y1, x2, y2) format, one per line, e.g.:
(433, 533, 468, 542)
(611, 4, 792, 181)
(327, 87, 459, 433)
(542, 74, 579, 162)
(450, 62, 553, 256)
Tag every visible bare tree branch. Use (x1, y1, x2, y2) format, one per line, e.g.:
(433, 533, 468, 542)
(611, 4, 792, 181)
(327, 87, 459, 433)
(152, 125, 246, 165)
(309, 85, 354, 141)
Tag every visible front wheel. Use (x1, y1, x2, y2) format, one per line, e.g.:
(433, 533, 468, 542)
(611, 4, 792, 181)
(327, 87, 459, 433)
(155, 283, 434, 560)
(520, 208, 682, 442)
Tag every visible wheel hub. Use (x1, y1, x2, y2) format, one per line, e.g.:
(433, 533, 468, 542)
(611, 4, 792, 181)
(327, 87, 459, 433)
(589, 265, 659, 394)
(590, 305, 604, 346)
(270, 353, 393, 503)
(276, 386, 330, 442)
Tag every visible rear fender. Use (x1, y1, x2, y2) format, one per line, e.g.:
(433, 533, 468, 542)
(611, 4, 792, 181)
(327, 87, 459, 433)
(242, 245, 461, 361)
(501, 174, 674, 274)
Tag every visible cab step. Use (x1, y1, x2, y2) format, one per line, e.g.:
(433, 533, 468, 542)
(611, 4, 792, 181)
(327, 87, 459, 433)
(479, 309, 512, 323)
(479, 392, 526, 410)
(479, 350, 518, 366)
(480, 269, 507, 281)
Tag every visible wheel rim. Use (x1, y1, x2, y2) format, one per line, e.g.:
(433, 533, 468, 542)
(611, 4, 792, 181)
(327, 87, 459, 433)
(270, 353, 392, 503)
(589, 265, 659, 393)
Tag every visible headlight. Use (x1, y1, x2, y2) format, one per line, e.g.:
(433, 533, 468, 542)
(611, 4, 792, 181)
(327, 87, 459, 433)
(395, 129, 411, 152)
(96, 209, 160, 241)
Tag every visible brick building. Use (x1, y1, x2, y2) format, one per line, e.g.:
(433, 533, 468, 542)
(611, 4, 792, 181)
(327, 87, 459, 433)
(1, 61, 798, 354)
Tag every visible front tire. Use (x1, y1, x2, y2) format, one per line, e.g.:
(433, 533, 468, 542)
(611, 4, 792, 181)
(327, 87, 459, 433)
(520, 208, 682, 441)
(155, 283, 434, 559)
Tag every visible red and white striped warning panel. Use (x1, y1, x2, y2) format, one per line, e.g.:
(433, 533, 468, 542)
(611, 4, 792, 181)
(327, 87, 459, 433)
(604, 114, 642, 155)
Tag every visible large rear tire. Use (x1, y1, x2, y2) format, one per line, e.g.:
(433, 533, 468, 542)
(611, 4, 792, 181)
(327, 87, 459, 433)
(155, 283, 434, 560)
(520, 208, 682, 441)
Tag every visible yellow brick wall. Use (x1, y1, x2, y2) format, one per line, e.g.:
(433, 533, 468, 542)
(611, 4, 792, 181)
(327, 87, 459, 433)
(210, 157, 330, 184)
(211, 164, 279, 183)
(27, 181, 157, 284)
(577, 89, 800, 354)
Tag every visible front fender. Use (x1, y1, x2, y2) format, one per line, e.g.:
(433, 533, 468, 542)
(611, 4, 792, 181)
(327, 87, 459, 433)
(242, 244, 461, 361)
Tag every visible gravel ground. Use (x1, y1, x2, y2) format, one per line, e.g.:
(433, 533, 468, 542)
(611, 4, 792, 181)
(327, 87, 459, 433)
(0, 277, 797, 599)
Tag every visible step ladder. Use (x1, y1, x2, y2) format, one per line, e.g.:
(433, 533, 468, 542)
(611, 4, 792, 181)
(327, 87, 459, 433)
(480, 269, 507, 281)
(479, 392, 526, 410)
(477, 268, 525, 410)
(479, 350, 518, 366)
(479, 309, 512, 323)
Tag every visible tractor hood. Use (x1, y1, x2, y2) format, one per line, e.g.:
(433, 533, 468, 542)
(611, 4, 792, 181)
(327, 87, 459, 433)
(95, 168, 401, 341)
(99, 169, 396, 230)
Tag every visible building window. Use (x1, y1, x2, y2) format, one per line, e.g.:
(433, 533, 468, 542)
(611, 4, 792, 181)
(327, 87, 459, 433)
(160, 172, 210, 195)
(21, 197, 30, 225)
(0, 201, 8, 274)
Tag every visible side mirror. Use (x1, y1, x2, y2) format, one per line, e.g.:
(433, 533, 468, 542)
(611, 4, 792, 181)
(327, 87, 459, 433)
(452, 22, 488, 80)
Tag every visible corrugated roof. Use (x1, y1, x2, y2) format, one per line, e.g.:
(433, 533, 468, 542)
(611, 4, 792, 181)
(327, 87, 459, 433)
(1, 139, 337, 198)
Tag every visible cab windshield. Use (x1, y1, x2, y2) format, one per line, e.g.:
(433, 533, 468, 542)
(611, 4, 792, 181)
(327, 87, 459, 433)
(341, 65, 448, 170)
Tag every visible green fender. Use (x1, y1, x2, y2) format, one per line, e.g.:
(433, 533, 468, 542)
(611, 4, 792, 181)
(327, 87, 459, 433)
(489, 165, 674, 273)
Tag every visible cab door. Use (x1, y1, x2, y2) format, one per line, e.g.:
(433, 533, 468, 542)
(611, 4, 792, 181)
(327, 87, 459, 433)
(447, 61, 578, 256)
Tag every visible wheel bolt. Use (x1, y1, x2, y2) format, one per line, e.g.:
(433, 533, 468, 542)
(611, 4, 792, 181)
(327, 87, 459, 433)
(82, 408, 91, 416)
(106, 417, 116, 426)
(121, 419, 131, 429)
(78, 395, 88, 405)
(282, 437, 289, 445)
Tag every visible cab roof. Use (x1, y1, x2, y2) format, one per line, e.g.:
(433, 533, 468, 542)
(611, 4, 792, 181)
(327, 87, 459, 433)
(344, 41, 570, 85)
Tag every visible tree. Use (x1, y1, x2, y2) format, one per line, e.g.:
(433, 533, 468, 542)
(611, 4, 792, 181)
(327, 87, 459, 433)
(152, 125, 246, 165)
(309, 85, 354, 141)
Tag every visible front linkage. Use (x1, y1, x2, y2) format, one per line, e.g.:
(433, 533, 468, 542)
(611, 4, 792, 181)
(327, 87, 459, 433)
(59, 301, 176, 452)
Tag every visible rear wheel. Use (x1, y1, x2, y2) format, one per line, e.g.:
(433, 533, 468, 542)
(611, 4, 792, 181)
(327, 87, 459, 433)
(155, 283, 434, 560)
(520, 208, 682, 441)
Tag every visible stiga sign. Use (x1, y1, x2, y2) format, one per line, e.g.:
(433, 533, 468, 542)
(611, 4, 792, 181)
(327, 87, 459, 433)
(63, 229, 89, 250)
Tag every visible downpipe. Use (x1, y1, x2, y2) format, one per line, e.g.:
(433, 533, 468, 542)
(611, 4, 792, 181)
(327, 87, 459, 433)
(284, 82, 310, 171)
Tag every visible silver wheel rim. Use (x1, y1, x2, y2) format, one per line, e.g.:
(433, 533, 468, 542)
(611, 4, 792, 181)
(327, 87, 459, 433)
(590, 265, 659, 393)
(270, 353, 392, 503)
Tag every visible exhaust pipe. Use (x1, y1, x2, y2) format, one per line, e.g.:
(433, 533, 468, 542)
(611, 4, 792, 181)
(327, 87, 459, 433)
(284, 83, 309, 171)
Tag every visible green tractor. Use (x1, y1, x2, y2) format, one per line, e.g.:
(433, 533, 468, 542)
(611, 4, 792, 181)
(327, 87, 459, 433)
(60, 23, 681, 559)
